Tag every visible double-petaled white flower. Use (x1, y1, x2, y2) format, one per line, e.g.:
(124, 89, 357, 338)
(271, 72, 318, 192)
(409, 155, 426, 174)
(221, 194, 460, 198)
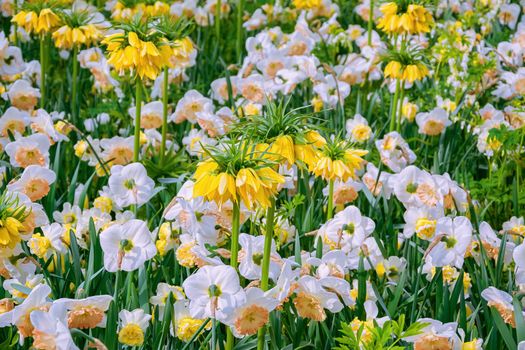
(108, 162, 155, 208)
(100, 219, 156, 272)
(182, 265, 245, 323)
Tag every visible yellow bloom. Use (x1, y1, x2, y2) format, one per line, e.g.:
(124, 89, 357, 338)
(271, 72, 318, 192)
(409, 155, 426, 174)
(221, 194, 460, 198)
(270, 135, 295, 165)
(385, 61, 429, 83)
(293, 0, 322, 9)
(377, 2, 433, 35)
(384, 60, 403, 80)
(28, 234, 51, 259)
(13, 8, 61, 35)
(0, 217, 24, 249)
(52, 24, 102, 50)
(311, 140, 367, 181)
(118, 323, 144, 346)
(102, 31, 172, 80)
(192, 157, 284, 210)
(94, 196, 113, 213)
(177, 318, 208, 342)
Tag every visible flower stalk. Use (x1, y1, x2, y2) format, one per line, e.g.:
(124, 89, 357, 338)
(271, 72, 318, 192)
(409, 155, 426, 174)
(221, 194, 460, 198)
(40, 34, 47, 108)
(226, 200, 241, 350)
(160, 67, 169, 166)
(389, 79, 400, 132)
(71, 45, 79, 124)
(257, 197, 276, 350)
(134, 78, 143, 162)
(327, 179, 335, 220)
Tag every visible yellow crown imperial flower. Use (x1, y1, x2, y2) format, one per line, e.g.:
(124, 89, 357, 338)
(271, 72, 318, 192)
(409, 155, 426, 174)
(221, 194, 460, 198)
(192, 142, 285, 209)
(311, 138, 368, 182)
(377, 1, 434, 35)
(102, 26, 173, 81)
(12, 7, 61, 35)
(0, 193, 29, 250)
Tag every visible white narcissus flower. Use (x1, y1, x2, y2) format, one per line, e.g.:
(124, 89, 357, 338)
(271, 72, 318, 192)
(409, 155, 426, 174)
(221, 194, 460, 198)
(30, 303, 79, 350)
(426, 216, 473, 268)
(306, 250, 347, 279)
(293, 275, 344, 322)
(513, 241, 525, 285)
(182, 265, 245, 323)
(266, 260, 300, 304)
(238, 233, 280, 281)
(481, 287, 523, 328)
(313, 75, 350, 107)
(118, 309, 152, 347)
(402, 206, 444, 240)
(390, 166, 442, 208)
(404, 318, 461, 349)
(318, 205, 375, 253)
(5, 133, 50, 168)
(170, 300, 211, 342)
(108, 162, 155, 208)
(170, 89, 213, 124)
(2, 284, 52, 341)
(503, 216, 525, 236)
(7, 164, 56, 201)
(28, 223, 67, 259)
(100, 219, 157, 272)
(226, 287, 279, 337)
(0, 106, 30, 137)
(54, 295, 113, 329)
(150, 283, 185, 318)
(7, 79, 40, 111)
(129, 101, 164, 129)
(345, 114, 372, 143)
(473, 221, 514, 265)
(375, 131, 416, 173)
(415, 108, 452, 136)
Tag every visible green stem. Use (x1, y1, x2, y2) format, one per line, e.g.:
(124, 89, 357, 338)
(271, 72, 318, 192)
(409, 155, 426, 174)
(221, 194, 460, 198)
(211, 318, 216, 350)
(327, 179, 334, 220)
(389, 79, 400, 132)
(215, 0, 221, 42)
(40, 34, 46, 109)
(13, 1, 19, 47)
(71, 45, 79, 123)
(160, 67, 169, 166)
(226, 200, 241, 350)
(134, 79, 143, 163)
(236, 0, 245, 62)
(396, 82, 404, 132)
(367, 0, 374, 46)
(257, 198, 276, 350)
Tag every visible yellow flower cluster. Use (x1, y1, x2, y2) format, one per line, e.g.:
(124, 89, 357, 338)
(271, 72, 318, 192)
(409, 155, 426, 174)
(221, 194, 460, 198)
(193, 159, 285, 209)
(384, 60, 429, 83)
(264, 131, 325, 167)
(112, 1, 170, 21)
(12, 8, 61, 34)
(377, 2, 434, 35)
(0, 216, 24, 249)
(102, 32, 173, 80)
(52, 24, 102, 50)
(293, 0, 322, 10)
(312, 148, 368, 181)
